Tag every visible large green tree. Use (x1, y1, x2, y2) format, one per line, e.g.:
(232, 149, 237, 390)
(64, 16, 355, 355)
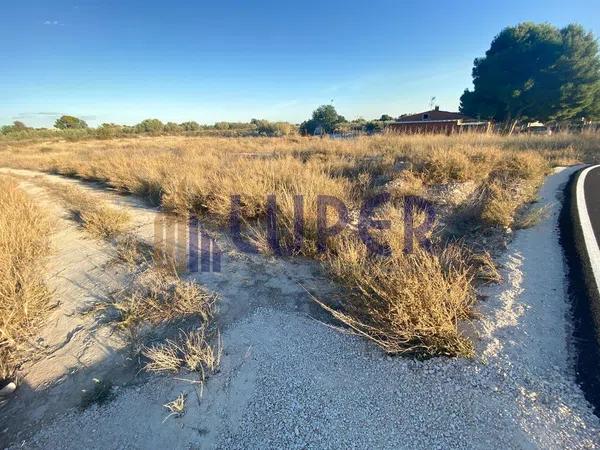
(54, 115, 88, 129)
(299, 105, 346, 135)
(460, 23, 600, 130)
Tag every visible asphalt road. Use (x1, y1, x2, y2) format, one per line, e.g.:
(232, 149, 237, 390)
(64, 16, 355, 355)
(584, 165, 600, 250)
(563, 164, 600, 417)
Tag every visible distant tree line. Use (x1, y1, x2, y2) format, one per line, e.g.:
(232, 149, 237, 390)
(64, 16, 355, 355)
(2, 111, 396, 140)
(0, 115, 302, 140)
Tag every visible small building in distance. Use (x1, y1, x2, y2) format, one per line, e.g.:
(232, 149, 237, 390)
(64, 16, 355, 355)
(387, 106, 491, 134)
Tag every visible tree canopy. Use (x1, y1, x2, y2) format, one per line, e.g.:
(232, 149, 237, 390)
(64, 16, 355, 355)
(180, 121, 201, 132)
(135, 118, 164, 134)
(460, 22, 600, 124)
(299, 105, 346, 135)
(54, 115, 88, 129)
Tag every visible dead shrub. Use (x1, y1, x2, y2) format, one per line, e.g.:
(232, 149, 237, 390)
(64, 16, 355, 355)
(112, 267, 216, 331)
(320, 237, 476, 357)
(477, 153, 548, 228)
(416, 149, 474, 184)
(386, 170, 425, 200)
(514, 204, 552, 229)
(143, 340, 182, 373)
(143, 325, 221, 377)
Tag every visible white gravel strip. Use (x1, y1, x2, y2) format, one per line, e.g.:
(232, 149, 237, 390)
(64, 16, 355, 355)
(14, 166, 600, 449)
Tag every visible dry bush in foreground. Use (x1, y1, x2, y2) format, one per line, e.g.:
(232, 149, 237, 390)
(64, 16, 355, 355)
(477, 153, 547, 228)
(0, 178, 51, 380)
(112, 266, 216, 332)
(323, 236, 476, 357)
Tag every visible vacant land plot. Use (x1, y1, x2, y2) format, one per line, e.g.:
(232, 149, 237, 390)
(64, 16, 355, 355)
(0, 133, 596, 359)
(1, 133, 600, 447)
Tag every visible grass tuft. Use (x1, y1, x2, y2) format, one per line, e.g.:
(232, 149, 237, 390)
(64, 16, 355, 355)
(35, 180, 130, 239)
(143, 326, 221, 377)
(322, 237, 476, 357)
(163, 393, 186, 422)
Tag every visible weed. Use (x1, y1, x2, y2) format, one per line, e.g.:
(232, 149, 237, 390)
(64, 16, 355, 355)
(143, 341, 182, 373)
(514, 204, 552, 229)
(143, 326, 221, 377)
(163, 393, 186, 422)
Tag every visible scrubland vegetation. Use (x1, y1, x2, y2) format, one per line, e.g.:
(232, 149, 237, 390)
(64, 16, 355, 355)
(0, 178, 51, 379)
(0, 132, 597, 357)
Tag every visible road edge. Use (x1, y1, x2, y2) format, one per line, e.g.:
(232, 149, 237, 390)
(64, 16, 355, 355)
(576, 166, 600, 291)
(559, 165, 600, 416)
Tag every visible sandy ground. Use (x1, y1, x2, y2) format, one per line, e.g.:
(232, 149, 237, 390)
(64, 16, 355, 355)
(1, 166, 599, 449)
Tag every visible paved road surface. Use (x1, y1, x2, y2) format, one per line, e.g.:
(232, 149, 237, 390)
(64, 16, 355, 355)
(583, 165, 600, 254)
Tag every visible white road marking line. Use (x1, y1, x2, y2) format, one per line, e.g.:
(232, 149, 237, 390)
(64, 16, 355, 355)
(576, 164, 600, 292)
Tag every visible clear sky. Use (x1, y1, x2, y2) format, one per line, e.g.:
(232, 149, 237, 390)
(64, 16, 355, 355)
(1, 0, 599, 127)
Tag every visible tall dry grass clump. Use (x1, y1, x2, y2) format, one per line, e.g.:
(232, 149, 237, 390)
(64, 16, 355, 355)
(477, 152, 548, 227)
(112, 266, 216, 332)
(0, 178, 52, 380)
(143, 326, 221, 378)
(321, 202, 476, 357)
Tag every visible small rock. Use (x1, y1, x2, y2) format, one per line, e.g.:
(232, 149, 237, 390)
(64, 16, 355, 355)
(0, 382, 16, 398)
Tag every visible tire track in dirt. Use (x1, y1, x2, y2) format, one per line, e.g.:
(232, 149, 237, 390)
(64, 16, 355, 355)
(0, 174, 135, 445)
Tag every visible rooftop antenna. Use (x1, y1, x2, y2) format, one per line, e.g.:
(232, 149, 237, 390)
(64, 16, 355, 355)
(429, 96, 437, 110)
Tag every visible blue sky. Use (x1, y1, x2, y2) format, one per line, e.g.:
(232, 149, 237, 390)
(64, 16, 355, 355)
(1, 0, 599, 127)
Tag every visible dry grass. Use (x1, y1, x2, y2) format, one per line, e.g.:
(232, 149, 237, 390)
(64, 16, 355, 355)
(34, 180, 130, 239)
(163, 393, 186, 422)
(180, 327, 222, 375)
(143, 340, 182, 373)
(143, 326, 221, 377)
(476, 153, 548, 228)
(0, 178, 52, 380)
(111, 266, 215, 332)
(514, 204, 552, 229)
(0, 133, 595, 357)
(114, 233, 155, 267)
(322, 236, 476, 357)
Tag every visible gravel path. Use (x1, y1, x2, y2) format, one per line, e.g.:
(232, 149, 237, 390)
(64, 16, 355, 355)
(6, 166, 600, 449)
